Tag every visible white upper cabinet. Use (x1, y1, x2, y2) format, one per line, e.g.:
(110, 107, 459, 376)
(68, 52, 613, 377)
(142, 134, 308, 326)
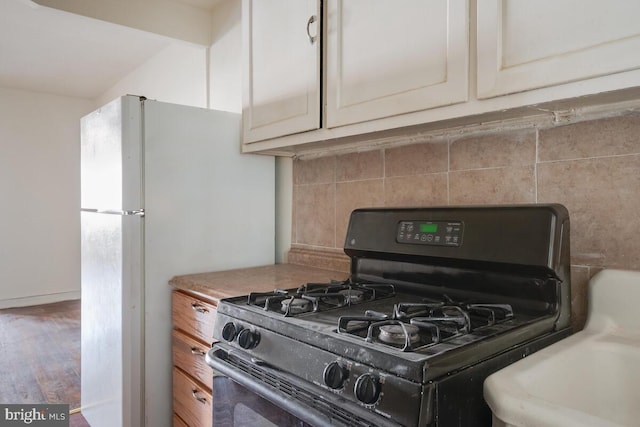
(477, 0, 640, 98)
(241, 0, 640, 155)
(326, 0, 469, 127)
(242, 0, 321, 143)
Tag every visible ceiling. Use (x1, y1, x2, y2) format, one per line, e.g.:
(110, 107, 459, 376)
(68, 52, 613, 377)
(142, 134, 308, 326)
(0, 0, 221, 99)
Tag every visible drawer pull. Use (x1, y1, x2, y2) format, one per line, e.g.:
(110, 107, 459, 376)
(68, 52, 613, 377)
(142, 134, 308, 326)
(192, 389, 207, 404)
(191, 302, 209, 313)
(190, 347, 206, 356)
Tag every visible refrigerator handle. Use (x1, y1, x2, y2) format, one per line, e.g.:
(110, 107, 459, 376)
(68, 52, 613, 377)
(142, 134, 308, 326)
(81, 208, 145, 217)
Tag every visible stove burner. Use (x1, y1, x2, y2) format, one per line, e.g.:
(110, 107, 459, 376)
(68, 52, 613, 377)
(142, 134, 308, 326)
(394, 302, 444, 319)
(281, 297, 312, 314)
(299, 281, 396, 305)
(338, 298, 516, 352)
(247, 281, 397, 316)
(378, 324, 420, 345)
(338, 289, 365, 304)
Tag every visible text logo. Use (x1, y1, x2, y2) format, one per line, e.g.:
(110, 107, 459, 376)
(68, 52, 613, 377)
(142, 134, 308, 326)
(0, 405, 69, 427)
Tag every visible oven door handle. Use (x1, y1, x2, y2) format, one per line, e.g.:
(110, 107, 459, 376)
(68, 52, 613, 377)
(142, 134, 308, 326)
(206, 345, 401, 427)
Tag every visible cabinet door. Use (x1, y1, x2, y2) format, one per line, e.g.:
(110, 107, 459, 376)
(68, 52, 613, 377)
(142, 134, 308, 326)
(326, 0, 468, 128)
(477, 0, 640, 99)
(242, 0, 321, 143)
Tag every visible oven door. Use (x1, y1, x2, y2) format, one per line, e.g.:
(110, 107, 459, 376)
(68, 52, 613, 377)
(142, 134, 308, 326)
(206, 344, 402, 427)
(213, 374, 310, 427)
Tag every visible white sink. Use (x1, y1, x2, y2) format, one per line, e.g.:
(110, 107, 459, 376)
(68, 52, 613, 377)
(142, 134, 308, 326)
(484, 269, 640, 427)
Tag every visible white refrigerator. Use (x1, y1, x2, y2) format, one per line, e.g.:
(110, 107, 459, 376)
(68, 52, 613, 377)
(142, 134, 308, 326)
(80, 95, 275, 427)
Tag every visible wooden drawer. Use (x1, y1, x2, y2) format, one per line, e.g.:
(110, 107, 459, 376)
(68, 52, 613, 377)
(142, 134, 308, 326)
(172, 290, 217, 343)
(173, 413, 189, 427)
(173, 367, 213, 427)
(172, 329, 212, 390)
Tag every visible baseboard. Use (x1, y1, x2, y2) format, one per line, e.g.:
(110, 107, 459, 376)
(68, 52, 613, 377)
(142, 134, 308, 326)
(0, 291, 81, 309)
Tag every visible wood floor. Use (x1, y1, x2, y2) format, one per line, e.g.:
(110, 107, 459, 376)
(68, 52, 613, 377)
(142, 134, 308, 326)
(0, 299, 89, 426)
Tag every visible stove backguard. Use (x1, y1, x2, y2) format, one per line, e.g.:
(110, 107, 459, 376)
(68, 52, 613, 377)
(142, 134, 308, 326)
(343, 204, 571, 330)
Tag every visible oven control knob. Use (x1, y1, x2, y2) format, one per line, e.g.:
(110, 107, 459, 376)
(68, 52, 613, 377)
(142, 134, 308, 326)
(221, 322, 238, 342)
(323, 362, 347, 389)
(237, 328, 260, 349)
(354, 374, 380, 405)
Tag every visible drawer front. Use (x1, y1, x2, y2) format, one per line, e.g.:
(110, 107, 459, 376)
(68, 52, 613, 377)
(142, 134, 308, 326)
(173, 367, 213, 427)
(173, 413, 189, 427)
(172, 290, 217, 343)
(173, 329, 213, 389)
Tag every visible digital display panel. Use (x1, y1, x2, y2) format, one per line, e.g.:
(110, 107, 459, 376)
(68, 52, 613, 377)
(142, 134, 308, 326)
(397, 220, 463, 246)
(419, 223, 438, 233)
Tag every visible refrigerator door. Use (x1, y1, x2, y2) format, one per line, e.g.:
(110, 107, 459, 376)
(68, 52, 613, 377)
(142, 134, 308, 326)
(80, 211, 143, 427)
(81, 95, 144, 427)
(80, 96, 142, 211)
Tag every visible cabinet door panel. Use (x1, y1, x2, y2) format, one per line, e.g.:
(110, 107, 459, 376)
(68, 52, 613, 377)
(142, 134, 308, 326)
(243, 0, 321, 143)
(326, 0, 468, 127)
(477, 0, 640, 98)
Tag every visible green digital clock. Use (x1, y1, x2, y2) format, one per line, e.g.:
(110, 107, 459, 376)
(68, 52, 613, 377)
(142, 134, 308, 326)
(419, 223, 438, 233)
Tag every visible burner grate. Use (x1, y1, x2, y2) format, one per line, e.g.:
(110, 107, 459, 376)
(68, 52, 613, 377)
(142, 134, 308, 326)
(338, 298, 515, 352)
(246, 281, 396, 317)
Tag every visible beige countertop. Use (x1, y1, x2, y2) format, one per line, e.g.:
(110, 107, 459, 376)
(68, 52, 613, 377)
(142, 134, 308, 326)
(169, 263, 349, 303)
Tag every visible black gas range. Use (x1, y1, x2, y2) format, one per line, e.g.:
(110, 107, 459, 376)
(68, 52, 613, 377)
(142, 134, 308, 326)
(206, 205, 572, 427)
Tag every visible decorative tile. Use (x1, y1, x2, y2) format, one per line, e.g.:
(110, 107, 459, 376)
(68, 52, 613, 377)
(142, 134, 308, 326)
(538, 155, 640, 269)
(294, 183, 335, 247)
(384, 174, 448, 207)
(294, 156, 336, 185)
(385, 142, 448, 177)
(290, 111, 640, 313)
(335, 180, 384, 247)
(449, 166, 536, 205)
(450, 129, 536, 171)
(539, 113, 640, 161)
(336, 150, 384, 182)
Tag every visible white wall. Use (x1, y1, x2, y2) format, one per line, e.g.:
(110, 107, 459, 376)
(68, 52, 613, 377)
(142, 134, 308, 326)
(209, 0, 292, 263)
(0, 41, 210, 308)
(96, 42, 208, 108)
(0, 2, 291, 308)
(0, 87, 94, 308)
(209, 0, 242, 113)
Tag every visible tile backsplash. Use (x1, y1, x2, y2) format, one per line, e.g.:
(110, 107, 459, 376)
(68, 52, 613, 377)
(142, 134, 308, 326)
(290, 112, 640, 331)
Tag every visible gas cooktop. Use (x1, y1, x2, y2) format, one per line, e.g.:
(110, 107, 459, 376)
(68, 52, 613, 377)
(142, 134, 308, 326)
(207, 205, 572, 427)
